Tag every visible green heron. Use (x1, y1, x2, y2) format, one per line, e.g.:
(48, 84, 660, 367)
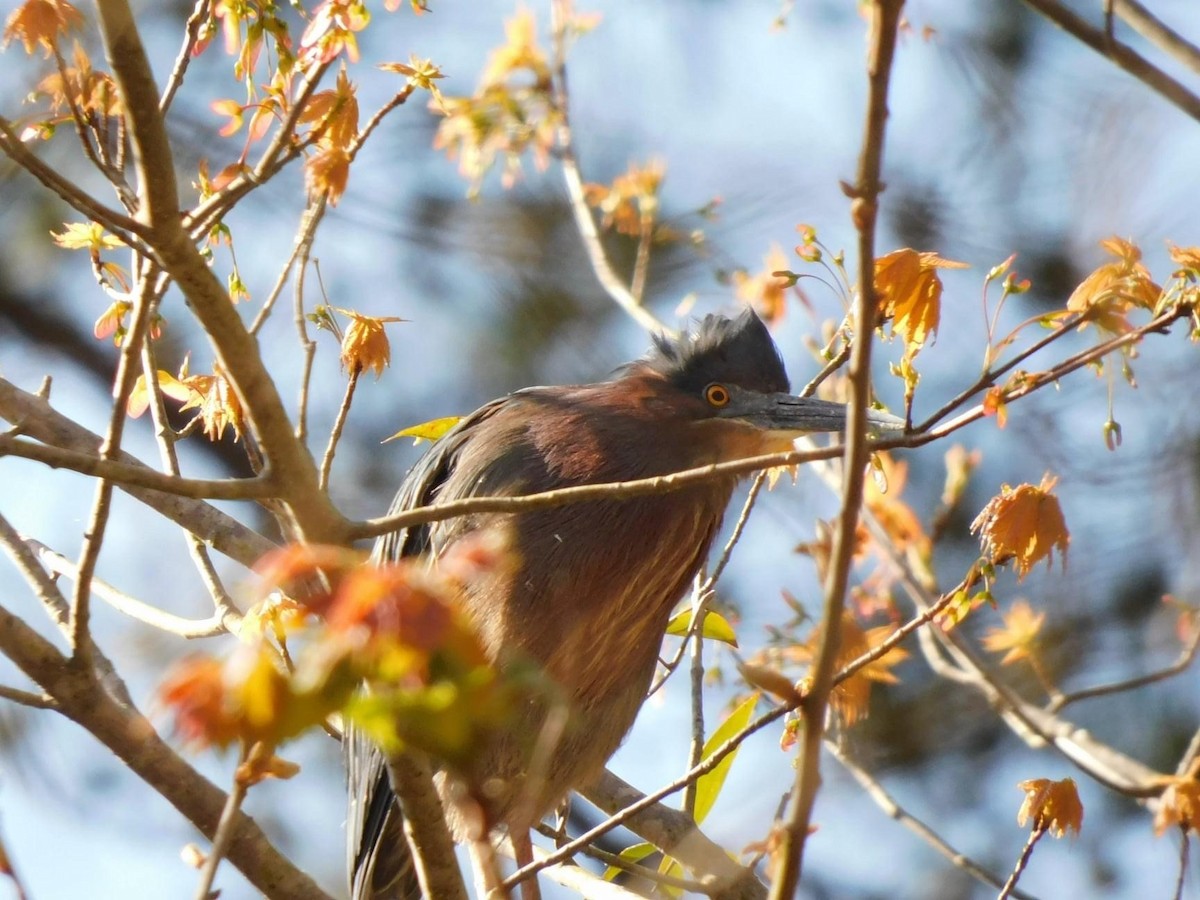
(347, 310, 900, 899)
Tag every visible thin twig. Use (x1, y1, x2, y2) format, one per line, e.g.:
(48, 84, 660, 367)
(250, 199, 327, 336)
(139, 336, 244, 633)
(997, 827, 1043, 900)
(27, 539, 228, 639)
(1171, 826, 1189, 900)
(1019, 0, 1200, 122)
(160, 0, 214, 113)
(827, 741, 1038, 899)
(0, 684, 58, 710)
(503, 703, 793, 891)
(1048, 624, 1200, 712)
(0, 512, 135, 708)
(0, 435, 276, 499)
(0, 116, 146, 242)
(319, 368, 359, 491)
(194, 743, 252, 900)
(770, 3, 904, 895)
(68, 270, 162, 661)
(549, 1, 670, 337)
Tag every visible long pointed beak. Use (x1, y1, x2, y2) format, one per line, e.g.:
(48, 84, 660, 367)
(719, 390, 905, 436)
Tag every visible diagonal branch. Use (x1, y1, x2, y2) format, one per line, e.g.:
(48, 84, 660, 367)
(1019, 0, 1200, 122)
(0, 377, 276, 568)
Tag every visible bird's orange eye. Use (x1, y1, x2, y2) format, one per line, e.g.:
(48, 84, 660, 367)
(705, 383, 731, 407)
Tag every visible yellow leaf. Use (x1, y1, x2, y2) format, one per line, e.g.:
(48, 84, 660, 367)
(971, 474, 1069, 579)
(1017, 777, 1083, 838)
(601, 842, 655, 882)
(982, 600, 1045, 665)
(664, 608, 739, 647)
(384, 415, 463, 445)
(51, 221, 124, 252)
(693, 692, 759, 823)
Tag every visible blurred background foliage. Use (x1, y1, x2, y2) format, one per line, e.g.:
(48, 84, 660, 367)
(1, 1, 1199, 897)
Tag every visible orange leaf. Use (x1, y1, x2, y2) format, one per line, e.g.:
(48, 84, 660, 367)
(874, 248, 968, 354)
(982, 600, 1045, 666)
(1066, 237, 1161, 334)
(1017, 777, 1083, 838)
(1154, 776, 1200, 836)
(971, 475, 1069, 579)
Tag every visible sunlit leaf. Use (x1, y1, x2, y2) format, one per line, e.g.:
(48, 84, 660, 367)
(693, 692, 759, 823)
(384, 415, 462, 444)
(982, 600, 1045, 666)
(971, 475, 1069, 579)
(664, 608, 738, 647)
(1017, 777, 1083, 838)
(601, 841, 655, 882)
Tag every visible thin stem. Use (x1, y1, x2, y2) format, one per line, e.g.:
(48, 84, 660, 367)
(250, 198, 327, 336)
(997, 827, 1043, 900)
(828, 741, 1036, 899)
(194, 743, 252, 900)
(1019, 0, 1200, 123)
(503, 702, 793, 890)
(549, 0, 670, 337)
(161, 0, 214, 114)
(139, 337, 244, 633)
(28, 539, 228, 639)
(683, 575, 708, 819)
(320, 368, 359, 491)
(0, 435, 276, 499)
(1114, 0, 1200, 76)
(69, 272, 160, 661)
(1172, 826, 1189, 900)
(0, 684, 58, 710)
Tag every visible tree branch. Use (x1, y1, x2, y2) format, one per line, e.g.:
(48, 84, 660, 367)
(0, 377, 277, 568)
(0, 600, 333, 900)
(770, 3, 903, 894)
(1019, 0, 1200, 123)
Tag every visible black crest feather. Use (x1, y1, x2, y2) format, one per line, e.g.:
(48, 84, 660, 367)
(643, 309, 790, 395)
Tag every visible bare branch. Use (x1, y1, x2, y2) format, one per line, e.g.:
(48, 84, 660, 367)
(506, 704, 791, 892)
(27, 539, 230, 639)
(581, 770, 767, 900)
(320, 370, 360, 491)
(0, 116, 147, 243)
(827, 741, 1036, 899)
(0, 377, 276, 568)
(160, 0, 214, 113)
(0, 434, 275, 500)
(194, 744, 251, 900)
(1019, 0, 1200, 122)
(1048, 624, 1200, 712)
(0, 684, 58, 710)
(771, 3, 904, 893)
(549, 2, 670, 337)
(1114, 0, 1200, 76)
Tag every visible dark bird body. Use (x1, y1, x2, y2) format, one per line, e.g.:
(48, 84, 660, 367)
(347, 311, 897, 898)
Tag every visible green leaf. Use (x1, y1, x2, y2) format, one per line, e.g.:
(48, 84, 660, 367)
(601, 841, 656, 882)
(664, 609, 738, 647)
(384, 415, 462, 445)
(693, 692, 759, 823)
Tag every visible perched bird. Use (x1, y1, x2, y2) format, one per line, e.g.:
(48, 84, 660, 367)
(347, 309, 899, 899)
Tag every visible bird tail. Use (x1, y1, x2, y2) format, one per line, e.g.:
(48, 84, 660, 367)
(346, 724, 424, 900)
